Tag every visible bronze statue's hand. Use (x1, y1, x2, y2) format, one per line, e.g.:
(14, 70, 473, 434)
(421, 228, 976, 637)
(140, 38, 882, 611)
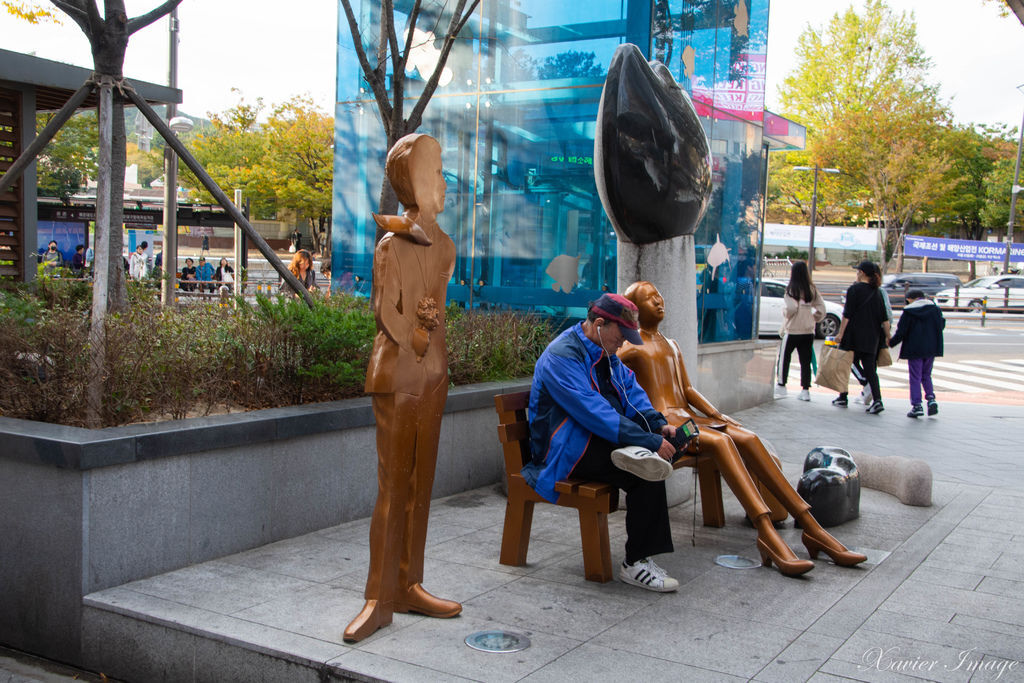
(412, 327, 430, 359)
(657, 438, 675, 461)
(718, 413, 741, 427)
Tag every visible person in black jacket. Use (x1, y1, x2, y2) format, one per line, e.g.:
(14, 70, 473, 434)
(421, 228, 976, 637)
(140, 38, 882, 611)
(889, 288, 945, 418)
(834, 261, 891, 414)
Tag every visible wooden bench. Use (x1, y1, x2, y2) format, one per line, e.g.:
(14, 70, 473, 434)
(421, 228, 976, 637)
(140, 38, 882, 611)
(494, 390, 725, 583)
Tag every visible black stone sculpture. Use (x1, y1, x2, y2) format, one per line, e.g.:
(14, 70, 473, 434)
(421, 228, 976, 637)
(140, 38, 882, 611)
(594, 43, 712, 246)
(797, 447, 861, 528)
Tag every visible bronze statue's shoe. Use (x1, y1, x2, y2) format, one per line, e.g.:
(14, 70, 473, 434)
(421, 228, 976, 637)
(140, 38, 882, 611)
(801, 531, 867, 566)
(343, 599, 390, 642)
(395, 583, 462, 618)
(757, 538, 814, 577)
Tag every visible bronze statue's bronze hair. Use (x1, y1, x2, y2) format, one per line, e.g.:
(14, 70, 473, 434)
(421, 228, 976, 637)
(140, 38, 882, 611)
(386, 133, 430, 206)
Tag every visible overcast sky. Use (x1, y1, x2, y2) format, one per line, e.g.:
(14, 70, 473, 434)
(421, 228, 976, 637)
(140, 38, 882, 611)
(3, 1, 1022, 129)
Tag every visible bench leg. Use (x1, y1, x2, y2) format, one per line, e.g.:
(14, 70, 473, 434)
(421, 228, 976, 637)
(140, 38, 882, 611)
(499, 488, 535, 567)
(577, 503, 613, 583)
(696, 459, 726, 528)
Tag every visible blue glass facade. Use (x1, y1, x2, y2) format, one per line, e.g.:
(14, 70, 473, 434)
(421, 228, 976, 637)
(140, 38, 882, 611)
(332, 0, 770, 343)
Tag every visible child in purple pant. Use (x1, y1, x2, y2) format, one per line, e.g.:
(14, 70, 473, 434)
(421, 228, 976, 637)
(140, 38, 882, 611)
(888, 288, 946, 418)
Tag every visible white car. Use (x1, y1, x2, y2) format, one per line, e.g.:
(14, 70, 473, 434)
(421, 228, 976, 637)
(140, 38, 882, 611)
(758, 279, 843, 338)
(933, 275, 1024, 311)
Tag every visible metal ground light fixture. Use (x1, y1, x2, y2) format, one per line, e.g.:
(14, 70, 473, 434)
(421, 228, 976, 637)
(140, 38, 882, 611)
(793, 165, 840, 271)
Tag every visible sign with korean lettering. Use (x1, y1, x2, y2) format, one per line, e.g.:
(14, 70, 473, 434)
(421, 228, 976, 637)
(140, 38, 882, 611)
(904, 236, 1024, 262)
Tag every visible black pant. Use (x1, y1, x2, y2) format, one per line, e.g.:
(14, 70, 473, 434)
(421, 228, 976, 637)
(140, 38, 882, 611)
(570, 436, 673, 565)
(842, 350, 881, 402)
(781, 333, 814, 389)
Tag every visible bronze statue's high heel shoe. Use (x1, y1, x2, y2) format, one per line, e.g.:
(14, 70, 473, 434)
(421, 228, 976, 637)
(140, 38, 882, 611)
(801, 531, 867, 566)
(757, 537, 814, 577)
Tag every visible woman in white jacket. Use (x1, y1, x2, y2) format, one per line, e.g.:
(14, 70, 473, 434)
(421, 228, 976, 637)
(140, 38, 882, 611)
(778, 261, 826, 401)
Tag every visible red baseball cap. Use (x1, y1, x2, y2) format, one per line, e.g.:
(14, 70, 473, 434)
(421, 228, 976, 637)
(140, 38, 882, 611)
(590, 293, 643, 345)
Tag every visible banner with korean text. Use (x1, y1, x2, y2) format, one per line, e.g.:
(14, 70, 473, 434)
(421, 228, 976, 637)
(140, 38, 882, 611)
(904, 236, 1024, 262)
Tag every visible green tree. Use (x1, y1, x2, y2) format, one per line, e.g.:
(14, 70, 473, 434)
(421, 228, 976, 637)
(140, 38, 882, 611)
(35, 109, 97, 202)
(777, 0, 952, 272)
(181, 93, 277, 219)
(126, 142, 164, 187)
(263, 96, 334, 257)
(765, 151, 868, 227)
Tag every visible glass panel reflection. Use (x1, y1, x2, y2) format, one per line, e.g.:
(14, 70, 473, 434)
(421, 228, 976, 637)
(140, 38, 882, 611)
(333, 0, 771, 341)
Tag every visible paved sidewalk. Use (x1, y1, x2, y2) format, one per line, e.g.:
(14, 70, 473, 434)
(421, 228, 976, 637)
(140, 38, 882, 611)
(72, 393, 1024, 682)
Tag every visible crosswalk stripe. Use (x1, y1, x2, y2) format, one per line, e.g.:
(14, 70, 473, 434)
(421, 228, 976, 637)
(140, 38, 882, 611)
(876, 368, 985, 393)
(959, 360, 1024, 375)
(933, 360, 1024, 381)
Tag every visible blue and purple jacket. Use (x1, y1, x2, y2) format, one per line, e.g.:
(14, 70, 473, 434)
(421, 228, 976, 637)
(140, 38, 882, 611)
(525, 323, 666, 503)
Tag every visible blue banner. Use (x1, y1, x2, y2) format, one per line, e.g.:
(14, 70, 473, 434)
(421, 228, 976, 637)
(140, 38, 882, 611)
(904, 235, 1024, 262)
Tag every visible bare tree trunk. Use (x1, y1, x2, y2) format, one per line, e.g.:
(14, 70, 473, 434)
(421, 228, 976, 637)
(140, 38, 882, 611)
(86, 76, 114, 427)
(106, 92, 128, 310)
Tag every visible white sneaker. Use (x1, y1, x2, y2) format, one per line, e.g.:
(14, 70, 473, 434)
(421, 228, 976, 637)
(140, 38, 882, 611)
(855, 386, 872, 405)
(620, 558, 679, 592)
(774, 384, 787, 398)
(611, 446, 672, 482)
(798, 389, 810, 401)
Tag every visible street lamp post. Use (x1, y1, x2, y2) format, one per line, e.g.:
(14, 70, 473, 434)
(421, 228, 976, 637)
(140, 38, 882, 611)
(793, 165, 840, 271)
(1004, 83, 1024, 275)
(160, 8, 193, 304)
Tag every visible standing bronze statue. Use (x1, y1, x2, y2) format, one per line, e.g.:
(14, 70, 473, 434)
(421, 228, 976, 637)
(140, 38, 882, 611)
(618, 281, 866, 577)
(344, 134, 460, 642)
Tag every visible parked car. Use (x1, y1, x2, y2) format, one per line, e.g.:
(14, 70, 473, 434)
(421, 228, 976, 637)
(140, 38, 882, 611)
(933, 275, 1024, 311)
(758, 279, 843, 338)
(881, 272, 962, 307)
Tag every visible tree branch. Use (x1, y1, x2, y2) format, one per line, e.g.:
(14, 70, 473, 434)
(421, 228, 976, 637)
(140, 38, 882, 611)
(408, 0, 479, 130)
(339, 0, 393, 133)
(126, 0, 182, 34)
(49, 0, 95, 34)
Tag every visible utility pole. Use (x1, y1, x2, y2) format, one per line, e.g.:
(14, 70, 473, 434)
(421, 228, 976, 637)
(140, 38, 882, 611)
(793, 165, 840, 272)
(1004, 86, 1024, 275)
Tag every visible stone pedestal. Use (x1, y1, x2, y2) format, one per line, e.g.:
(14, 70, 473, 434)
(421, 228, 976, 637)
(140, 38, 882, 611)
(617, 234, 698, 371)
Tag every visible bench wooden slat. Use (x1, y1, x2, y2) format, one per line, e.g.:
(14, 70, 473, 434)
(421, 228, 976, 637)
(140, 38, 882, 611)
(495, 391, 529, 413)
(496, 421, 529, 445)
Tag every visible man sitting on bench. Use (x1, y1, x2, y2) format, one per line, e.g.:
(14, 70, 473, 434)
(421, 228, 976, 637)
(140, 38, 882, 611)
(522, 292, 682, 592)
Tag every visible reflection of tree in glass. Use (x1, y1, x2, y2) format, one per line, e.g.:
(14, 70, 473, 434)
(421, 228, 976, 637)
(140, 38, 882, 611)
(505, 49, 538, 81)
(537, 50, 604, 80)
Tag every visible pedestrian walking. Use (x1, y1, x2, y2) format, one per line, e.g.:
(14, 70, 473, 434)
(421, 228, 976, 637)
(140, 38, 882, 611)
(833, 261, 890, 414)
(777, 261, 825, 402)
(888, 289, 945, 418)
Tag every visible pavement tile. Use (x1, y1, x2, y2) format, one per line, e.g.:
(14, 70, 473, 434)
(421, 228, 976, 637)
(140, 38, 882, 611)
(220, 533, 369, 583)
(590, 602, 802, 678)
(462, 575, 654, 641)
(358, 613, 582, 683)
(752, 632, 844, 683)
(520, 642, 746, 682)
(862, 609, 1024, 665)
(326, 649, 479, 682)
(828, 630, 976, 683)
(117, 560, 318, 615)
(951, 614, 1024, 640)
(881, 580, 1024, 629)
(908, 565, 984, 591)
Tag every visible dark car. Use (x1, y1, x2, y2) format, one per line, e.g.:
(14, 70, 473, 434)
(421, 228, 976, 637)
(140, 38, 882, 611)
(881, 272, 962, 307)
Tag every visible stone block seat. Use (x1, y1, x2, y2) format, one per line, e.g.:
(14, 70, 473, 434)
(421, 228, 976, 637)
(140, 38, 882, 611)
(494, 390, 724, 583)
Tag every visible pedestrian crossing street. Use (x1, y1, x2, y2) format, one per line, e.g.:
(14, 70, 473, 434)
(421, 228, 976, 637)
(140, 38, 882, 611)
(876, 358, 1024, 394)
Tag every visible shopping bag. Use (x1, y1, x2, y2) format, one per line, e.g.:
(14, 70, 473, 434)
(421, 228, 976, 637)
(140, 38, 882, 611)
(815, 344, 853, 393)
(876, 346, 893, 368)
